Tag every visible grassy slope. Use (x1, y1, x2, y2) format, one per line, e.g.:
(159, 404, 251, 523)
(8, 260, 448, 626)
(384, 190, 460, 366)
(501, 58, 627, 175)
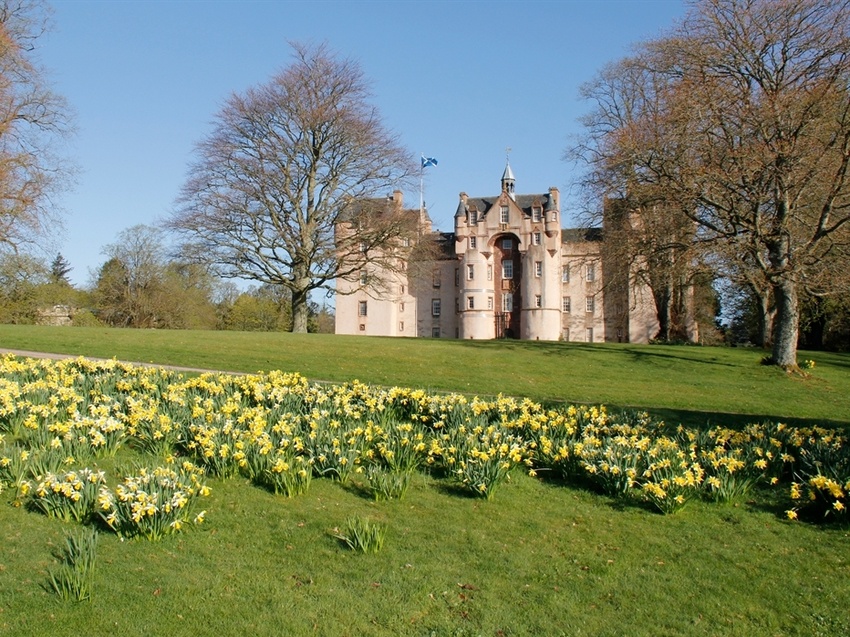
(0, 324, 848, 427)
(1, 326, 849, 635)
(3, 472, 849, 637)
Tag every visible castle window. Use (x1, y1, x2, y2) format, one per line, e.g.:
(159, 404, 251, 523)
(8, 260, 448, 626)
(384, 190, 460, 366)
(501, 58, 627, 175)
(502, 293, 513, 312)
(358, 301, 368, 317)
(469, 209, 478, 224)
(562, 265, 570, 283)
(467, 296, 475, 310)
(467, 264, 474, 280)
(502, 261, 513, 279)
(359, 242, 367, 252)
(399, 302, 405, 312)
(433, 271, 441, 288)
(487, 296, 493, 310)
(500, 206, 509, 224)
(532, 207, 542, 222)
(487, 265, 493, 281)
(470, 236, 477, 249)
(586, 264, 595, 282)
(533, 232, 541, 245)
(360, 324, 365, 331)
(432, 326, 441, 338)
(432, 299, 441, 317)
(455, 268, 459, 287)
(586, 296, 595, 313)
(399, 322, 404, 332)
(586, 327, 594, 342)
(501, 238, 512, 250)
(562, 296, 571, 313)
(360, 271, 367, 285)
(535, 295, 542, 308)
(535, 261, 542, 277)
(402, 236, 411, 247)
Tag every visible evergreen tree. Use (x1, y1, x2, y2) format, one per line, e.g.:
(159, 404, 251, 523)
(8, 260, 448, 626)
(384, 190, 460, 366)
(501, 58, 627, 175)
(49, 253, 72, 285)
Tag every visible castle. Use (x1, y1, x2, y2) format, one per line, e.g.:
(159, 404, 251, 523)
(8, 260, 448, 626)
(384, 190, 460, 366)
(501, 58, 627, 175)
(335, 163, 659, 342)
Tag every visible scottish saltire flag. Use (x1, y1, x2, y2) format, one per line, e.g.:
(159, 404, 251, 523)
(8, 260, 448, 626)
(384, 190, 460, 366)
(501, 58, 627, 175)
(421, 156, 438, 168)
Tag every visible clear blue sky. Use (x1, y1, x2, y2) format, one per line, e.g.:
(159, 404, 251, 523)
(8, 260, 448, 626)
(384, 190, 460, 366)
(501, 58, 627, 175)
(38, 0, 686, 287)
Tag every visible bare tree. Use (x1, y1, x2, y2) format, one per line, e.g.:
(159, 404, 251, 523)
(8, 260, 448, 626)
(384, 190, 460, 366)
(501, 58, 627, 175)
(0, 0, 74, 252)
(575, 58, 705, 342)
(170, 42, 416, 333)
(576, 0, 850, 369)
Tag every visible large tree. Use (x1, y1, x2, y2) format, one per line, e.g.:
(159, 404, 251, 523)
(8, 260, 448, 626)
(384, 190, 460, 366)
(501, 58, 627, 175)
(0, 0, 74, 252)
(577, 0, 850, 369)
(170, 42, 417, 333)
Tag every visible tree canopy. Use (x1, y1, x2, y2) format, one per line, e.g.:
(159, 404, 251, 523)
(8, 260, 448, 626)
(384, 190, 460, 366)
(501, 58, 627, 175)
(575, 0, 850, 368)
(169, 42, 416, 333)
(0, 0, 74, 253)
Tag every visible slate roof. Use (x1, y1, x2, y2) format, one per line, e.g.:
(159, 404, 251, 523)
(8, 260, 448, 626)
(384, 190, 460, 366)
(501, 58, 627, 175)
(454, 193, 556, 219)
(561, 227, 603, 243)
(338, 194, 415, 223)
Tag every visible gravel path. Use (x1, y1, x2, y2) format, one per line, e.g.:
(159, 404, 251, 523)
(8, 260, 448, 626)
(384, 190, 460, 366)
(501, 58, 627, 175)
(0, 347, 224, 375)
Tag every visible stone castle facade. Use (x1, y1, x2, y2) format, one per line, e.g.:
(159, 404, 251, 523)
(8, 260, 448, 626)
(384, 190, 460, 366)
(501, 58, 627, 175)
(335, 163, 659, 342)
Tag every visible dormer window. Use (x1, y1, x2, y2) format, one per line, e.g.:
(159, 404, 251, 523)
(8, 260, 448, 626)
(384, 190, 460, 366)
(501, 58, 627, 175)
(469, 208, 478, 224)
(500, 206, 509, 224)
(532, 207, 542, 222)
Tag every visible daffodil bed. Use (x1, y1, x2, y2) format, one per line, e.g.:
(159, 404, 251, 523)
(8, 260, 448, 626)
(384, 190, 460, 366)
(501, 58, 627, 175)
(2, 354, 850, 635)
(1, 354, 847, 533)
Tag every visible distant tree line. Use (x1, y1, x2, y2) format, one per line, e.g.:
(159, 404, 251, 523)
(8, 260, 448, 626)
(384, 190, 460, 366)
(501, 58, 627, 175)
(0, 225, 335, 333)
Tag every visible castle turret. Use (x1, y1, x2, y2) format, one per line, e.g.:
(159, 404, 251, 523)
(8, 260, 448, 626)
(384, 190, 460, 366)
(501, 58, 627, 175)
(501, 162, 515, 200)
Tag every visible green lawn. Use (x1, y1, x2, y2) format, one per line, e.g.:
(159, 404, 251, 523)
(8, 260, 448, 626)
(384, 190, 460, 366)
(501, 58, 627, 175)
(4, 469, 849, 637)
(0, 324, 848, 428)
(1, 328, 848, 636)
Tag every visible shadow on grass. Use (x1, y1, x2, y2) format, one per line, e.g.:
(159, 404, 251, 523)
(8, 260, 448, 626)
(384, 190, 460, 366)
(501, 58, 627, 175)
(635, 406, 850, 430)
(431, 481, 481, 500)
(453, 338, 747, 367)
(339, 480, 374, 501)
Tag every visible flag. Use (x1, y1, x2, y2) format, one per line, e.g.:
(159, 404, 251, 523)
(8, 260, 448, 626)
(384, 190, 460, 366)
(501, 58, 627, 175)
(421, 156, 438, 168)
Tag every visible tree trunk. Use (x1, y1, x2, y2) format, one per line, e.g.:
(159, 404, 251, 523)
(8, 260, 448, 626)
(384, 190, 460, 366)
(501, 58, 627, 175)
(652, 283, 673, 341)
(770, 277, 799, 368)
(291, 287, 310, 333)
(756, 291, 775, 348)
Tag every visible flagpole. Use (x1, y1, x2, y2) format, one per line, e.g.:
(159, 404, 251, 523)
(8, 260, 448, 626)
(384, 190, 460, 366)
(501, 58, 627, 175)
(419, 156, 437, 217)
